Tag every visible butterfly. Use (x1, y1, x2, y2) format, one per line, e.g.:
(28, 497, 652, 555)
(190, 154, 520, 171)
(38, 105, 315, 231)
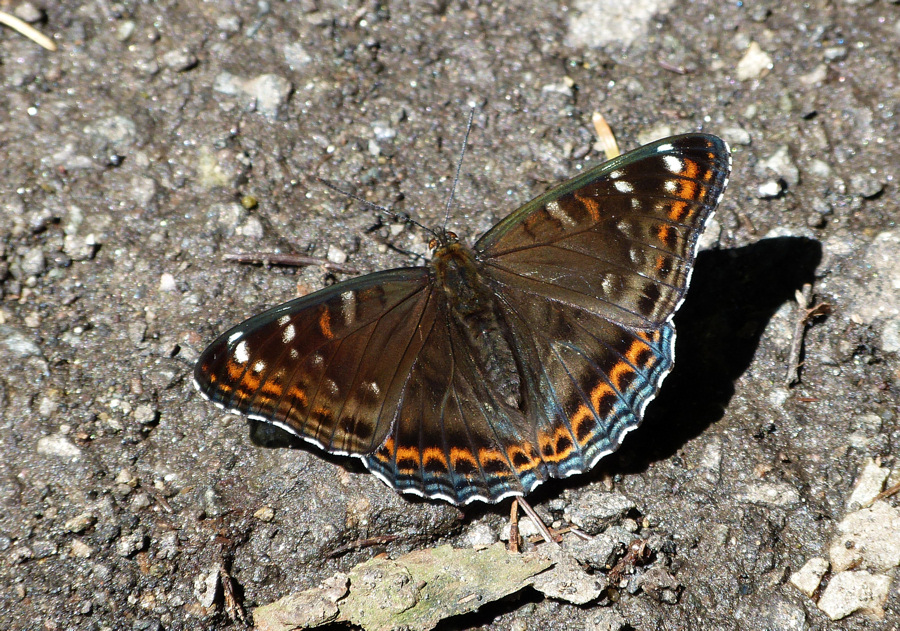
(194, 133, 731, 505)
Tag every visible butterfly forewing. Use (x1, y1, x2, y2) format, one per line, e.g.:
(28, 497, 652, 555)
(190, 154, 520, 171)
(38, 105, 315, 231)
(475, 134, 730, 328)
(194, 268, 434, 454)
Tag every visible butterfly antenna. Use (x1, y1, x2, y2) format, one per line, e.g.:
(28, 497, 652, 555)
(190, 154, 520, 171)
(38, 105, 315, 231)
(315, 176, 434, 236)
(441, 107, 475, 234)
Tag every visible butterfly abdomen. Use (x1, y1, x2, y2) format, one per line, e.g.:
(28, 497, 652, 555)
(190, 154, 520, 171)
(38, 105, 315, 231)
(432, 242, 523, 409)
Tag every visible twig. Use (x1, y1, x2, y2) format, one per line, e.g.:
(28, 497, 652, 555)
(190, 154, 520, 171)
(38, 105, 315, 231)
(658, 58, 688, 75)
(326, 535, 399, 558)
(785, 284, 832, 387)
(219, 563, 246, 624)
(223, 252, 360, 274)
(508, 499, 520, 554)
(863, 481, 900, 509)
(0, 10, 56, 50)
(517, 496, 558, 546)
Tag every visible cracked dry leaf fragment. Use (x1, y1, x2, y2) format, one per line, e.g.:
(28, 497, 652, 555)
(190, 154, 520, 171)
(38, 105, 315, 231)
(255, 543, 552, 631)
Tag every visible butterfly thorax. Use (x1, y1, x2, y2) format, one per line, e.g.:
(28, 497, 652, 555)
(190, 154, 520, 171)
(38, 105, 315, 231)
(431, 241, 523, 409)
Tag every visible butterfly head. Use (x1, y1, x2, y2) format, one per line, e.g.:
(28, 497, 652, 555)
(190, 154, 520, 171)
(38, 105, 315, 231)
(428, 230, 460, 253)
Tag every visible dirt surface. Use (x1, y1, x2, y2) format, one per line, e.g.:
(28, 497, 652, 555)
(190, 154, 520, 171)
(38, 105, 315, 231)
(1, 0, 898, 629)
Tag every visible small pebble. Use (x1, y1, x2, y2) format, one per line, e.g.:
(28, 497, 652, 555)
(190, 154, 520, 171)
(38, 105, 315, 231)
(14, 2, 44, 23)
(159, 273, 177, 292)
(327, 245, 348, 265)
(64, 512, 97, 534)
(161, 48, 198, 72)
(758, 180, 784, 198)
(254, 506, 275, 522)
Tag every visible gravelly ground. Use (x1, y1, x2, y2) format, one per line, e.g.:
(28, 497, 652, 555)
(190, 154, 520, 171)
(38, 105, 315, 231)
(1, 0, 898, 629)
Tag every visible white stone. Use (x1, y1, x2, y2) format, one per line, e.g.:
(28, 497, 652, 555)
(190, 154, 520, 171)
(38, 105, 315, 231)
(789, 557, 829, 597)
(327, 245, 348, 265)
(882, 319, 900, 353)
(566, 0, 675, 49)
(830, 501, 900, 572)
(37, 435, 81, 458)
(817, 570, 892, 620)
(159, 273, 177, 292)
(846, 459, 890, 510)
(758, 180, 784, 198)
(736, 42, 773, 81)
(735, 482, 800, 507)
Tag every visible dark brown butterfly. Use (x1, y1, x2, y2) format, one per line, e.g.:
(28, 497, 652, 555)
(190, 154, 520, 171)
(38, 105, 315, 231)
(194, 134, 731, 505)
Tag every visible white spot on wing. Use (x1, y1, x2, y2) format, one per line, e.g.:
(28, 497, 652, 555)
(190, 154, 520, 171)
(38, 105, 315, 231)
(614, 180, 634, 193)
(656, 143, 674, 153)
(234, 341, 249, 364)
(228, 331, 244, 345)
(341, 291, 356, 324)
(282, 323, 296, 343)
(252, 360, 266, 373)
(277, 315, 290, 326)
(545, 200, 576, 227)
(664, 179, 678, 193)
(609, 169, 623, 179)
(662, 155, 683, 174)
(289, 349, 299, 359)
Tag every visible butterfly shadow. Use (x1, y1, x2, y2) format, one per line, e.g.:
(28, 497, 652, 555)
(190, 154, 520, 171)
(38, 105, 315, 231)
(603, 235, 824, 476)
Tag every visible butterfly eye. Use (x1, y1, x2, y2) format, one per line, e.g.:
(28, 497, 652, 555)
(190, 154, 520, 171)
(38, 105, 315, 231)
(428, 237, 439, 250)
(446, 231, 458, 241)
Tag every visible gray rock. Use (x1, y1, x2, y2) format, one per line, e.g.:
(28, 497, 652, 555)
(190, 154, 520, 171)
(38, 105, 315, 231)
(758, 145, 800, 187)
(736, 42, 773, 80)
(850, 173, 883, 199)
(564, 492, 636, 535)
(14, 2, 44, 22)
(531, 545, 608, 605)
(0, 324, 42, 358)
(846, 459, 890, 509)
(587, 608, 626, 631)
(758, 180, 784, 198)
(20, 247, 46, 276)
(734, 481, 801, 507)
(161, 48, 198, 72)
(64, 512, 97, 534)
(566, 0, 676, 49)
(116, 531, 148, 557)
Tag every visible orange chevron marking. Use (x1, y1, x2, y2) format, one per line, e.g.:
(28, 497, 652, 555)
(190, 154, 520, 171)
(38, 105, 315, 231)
(571, 404, 598, 445)
(507, 442, 540, 472)
(657, 224, 674, 247)
(668, 200, 689, 222)
(538, 426, 575, 463)
(574, 194, 601, 221)
(286, 385, 308, 408)
(422, 446, 448, 469)
(318, 308, 333, 339)
(260, 378, 283, 398)
(626, 338, 652, 367)
(450, 446, 479, 472)
(609, 360, 634, 392)
(682, 157, 700, 179)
